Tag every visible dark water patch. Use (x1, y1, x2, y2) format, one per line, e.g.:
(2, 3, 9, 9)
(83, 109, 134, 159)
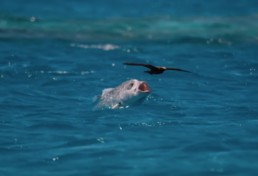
(1, 15, 258, 44)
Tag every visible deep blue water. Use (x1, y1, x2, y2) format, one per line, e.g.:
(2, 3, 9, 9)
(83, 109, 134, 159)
(1, 1, 258, 175)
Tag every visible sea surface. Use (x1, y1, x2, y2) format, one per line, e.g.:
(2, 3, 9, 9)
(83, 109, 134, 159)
(1, 0, 258, 175)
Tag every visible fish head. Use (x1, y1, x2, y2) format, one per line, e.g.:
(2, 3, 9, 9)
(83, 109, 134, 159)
(117, 79, 150, 106)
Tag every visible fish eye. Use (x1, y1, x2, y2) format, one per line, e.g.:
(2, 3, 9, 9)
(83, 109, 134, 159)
(127, 82, 134, 90)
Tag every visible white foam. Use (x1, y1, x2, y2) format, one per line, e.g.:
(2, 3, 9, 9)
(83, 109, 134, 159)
(70, 43, 120, 51)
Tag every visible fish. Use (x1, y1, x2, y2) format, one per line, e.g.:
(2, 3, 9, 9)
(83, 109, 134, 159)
(94, 79, 150, 109)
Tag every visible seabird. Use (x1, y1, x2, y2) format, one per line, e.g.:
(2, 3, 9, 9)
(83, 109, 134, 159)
(124, 62, 191, 75)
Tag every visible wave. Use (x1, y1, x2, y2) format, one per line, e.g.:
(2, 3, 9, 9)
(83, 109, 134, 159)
(0, 15, 258, 44)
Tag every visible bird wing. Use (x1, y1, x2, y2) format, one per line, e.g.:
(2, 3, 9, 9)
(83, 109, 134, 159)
(165, 67, 191, 73)
(124, 62, 157, 70)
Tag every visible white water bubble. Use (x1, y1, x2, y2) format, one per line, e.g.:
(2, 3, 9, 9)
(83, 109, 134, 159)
(52, 156, 59, 162)
(30, 16, 36, 22)
(97, 137, 105, 143)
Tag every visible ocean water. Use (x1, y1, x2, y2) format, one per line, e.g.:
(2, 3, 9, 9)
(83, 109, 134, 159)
(1, 0, 258, 175)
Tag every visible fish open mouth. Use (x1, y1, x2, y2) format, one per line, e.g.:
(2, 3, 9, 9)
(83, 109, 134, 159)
(138, 82, 150, 93)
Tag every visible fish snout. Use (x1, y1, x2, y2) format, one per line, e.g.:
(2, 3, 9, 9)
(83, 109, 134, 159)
(138, 82, 150, 93)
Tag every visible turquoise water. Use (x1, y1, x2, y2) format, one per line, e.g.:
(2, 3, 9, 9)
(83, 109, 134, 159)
(1, 1, 258, 175)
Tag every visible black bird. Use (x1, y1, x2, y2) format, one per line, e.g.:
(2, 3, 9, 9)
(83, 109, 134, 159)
(124, 62, 191, 75)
